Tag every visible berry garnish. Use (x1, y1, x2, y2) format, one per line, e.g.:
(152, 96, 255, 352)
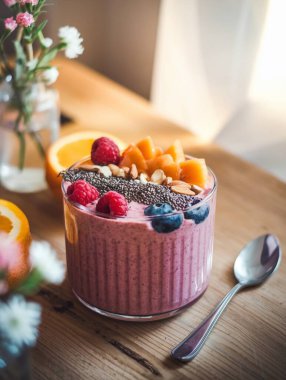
(144, 203, 173, 216)
(96, 191, 128, 217)
(144, 203, 183, 233)
(67, 180, 99, 206)
(91, 137, 120, 165)
(184, 204, 209, 224)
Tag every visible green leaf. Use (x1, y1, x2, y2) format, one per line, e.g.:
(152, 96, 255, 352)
(14, 268, 44, 295)
(32, 20, 48, 42)
(14, 40, 27, 81)
(38, 43, 66, 67)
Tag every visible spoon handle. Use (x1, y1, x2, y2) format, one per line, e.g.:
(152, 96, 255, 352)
(171, 282, 244, 362)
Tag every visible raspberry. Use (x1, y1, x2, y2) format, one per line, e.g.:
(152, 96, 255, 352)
(67, 180, 99, 206)
(96, 191, 128, 217)
(91, 137, 120, 165)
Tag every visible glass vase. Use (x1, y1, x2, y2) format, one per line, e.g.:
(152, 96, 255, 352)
(0, 76, 59, 193)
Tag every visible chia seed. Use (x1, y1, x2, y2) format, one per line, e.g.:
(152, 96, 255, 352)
(61, 169, 201, 210)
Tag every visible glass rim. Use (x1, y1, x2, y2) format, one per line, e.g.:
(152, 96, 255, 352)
(61, 156, 217, 220)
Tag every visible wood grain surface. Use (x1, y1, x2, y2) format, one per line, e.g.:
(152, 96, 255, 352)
(1, 59, 285, 380)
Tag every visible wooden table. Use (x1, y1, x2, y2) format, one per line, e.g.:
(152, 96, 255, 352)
(1, 59, 286, 379)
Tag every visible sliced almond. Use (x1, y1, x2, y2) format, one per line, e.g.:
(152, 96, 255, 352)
(77, 164, 101, 172)
(117, 168, 126, 178)
(122, 166, 130, 175)
(170, 180, 191, 188)
(108, 164, 120, 176)
(171, 185, 195, 196)
(139, 173, 149, 184)
(130, 164, 138, 179)
(150, 169, 166, 185)
(98, 166, 112, 177)
(163, 176, 173, 186)
(190, 184, 203, 194)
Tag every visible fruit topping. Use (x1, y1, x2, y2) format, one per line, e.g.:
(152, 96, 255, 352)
(147, 154, 174, 176)
(144, 203, 173, 216)
(144, 203, 183, 233)
(91, 137, 120, 165)
(165, 140, 185, 163)
(162, 162, 181, 180)
(96, 191, 128, 217)
(155, 146, 163, 156)
(67, 180, 99, 206)
(184, 204, 210, 224)
(136, 136, 156, 160)
(120, 145, 147, 173)
(114, 136, 210, 190)
(180, 158, 208, 188)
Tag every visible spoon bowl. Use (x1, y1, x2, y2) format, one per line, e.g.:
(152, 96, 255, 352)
(234, 234, 281, 286)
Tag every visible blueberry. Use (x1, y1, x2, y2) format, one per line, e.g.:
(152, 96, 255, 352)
(151, 214, 183, 233)
(184, 204, 210, 224)
(144, 203, 183, 233)
(144, 203, 173, 216)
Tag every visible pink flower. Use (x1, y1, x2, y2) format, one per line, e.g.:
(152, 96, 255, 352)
(16, 12, 34, 27)
(4, 17, 17, 32)
(3, 0, 17, 7)
(18, 0, 39, 4)
(0, 233, 20, 271)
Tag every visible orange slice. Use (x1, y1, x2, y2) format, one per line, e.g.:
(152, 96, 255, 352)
(0, 199, 31, 286)
(45, 131, 126, 199)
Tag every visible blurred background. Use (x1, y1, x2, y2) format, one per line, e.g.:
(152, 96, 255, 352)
(1, 0, 285, 181)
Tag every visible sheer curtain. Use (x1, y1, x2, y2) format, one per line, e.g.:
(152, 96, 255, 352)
(151, 0, 268, 140)
(151, 0, 286, 180)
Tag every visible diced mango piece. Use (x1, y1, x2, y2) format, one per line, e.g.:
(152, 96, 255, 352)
(147, 154, 174, 175)
(136, 136, 156, 160)
(163, 163, 181, 180)
(120, 145, 147, 172)
(180, 158, 208, 188)
(155, 146, 163, 156)
(165, 140, 185, 163)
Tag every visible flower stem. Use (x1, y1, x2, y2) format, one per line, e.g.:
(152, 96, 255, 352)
(16, 130, 26, 171)
(15, 114, 26, 171)
(26, 43, 34, 61)
(29, 130, 46, 160)
(16, 27, 24, 42)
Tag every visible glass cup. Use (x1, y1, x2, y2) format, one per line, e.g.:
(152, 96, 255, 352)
(62, 159, 217, 321)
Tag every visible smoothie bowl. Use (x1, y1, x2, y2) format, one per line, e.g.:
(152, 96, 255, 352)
(61, 136, 217, 321)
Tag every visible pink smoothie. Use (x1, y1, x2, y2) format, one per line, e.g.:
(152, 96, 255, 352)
(63, 182, 216, 320)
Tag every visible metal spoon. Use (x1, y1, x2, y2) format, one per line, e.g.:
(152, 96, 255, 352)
(171, 234, 281, 362)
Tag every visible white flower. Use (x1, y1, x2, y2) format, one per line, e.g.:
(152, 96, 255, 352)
(0, 295, 41, 350)
(42, 67, 59, 85)
(26, 58, 38, 71)
(42, 37, 53, 48)
(58, 26, 84, 59)
(29, 241, 65, 284)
